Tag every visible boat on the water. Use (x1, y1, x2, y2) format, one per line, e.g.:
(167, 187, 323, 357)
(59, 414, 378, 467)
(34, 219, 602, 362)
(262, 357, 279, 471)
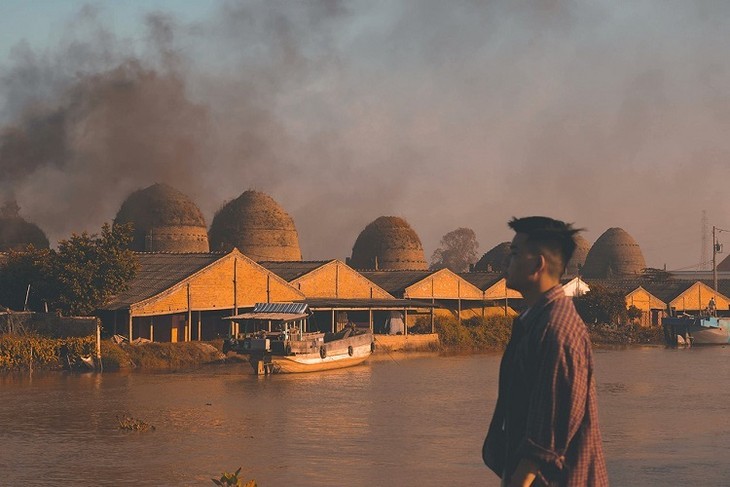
(662, 315, 730, 346)
(223, 303, 374, 375)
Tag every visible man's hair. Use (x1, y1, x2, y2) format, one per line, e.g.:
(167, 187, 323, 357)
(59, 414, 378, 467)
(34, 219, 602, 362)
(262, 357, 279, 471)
(508, 216, 582, 278)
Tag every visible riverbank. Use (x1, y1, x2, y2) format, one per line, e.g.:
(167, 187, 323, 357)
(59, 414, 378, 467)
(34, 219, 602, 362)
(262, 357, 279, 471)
(0, 318, 665, 372)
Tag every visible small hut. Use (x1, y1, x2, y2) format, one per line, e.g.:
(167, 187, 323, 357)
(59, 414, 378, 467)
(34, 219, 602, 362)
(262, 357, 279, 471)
(0, 201, 49, 251)
(349, 216, 428, 270)
(114, 183, 209, 252)
(208, 190, 302, 261)
(581, 227, 646, 278)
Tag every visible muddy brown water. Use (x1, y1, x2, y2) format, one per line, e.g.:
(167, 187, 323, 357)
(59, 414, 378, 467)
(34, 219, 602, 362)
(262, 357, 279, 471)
(2, 347, 730, 486)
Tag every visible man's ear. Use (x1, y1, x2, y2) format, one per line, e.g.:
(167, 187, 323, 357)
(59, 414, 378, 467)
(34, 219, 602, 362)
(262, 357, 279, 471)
(533, 254, 547, 275)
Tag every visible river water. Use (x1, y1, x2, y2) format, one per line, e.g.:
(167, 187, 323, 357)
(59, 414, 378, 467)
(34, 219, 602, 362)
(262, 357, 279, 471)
(2, 346, 730, 486)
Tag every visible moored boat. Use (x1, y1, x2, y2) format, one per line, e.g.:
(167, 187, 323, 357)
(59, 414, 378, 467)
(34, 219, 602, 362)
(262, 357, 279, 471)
(662, 315, 730, 346)
(223, 303, 374, 374)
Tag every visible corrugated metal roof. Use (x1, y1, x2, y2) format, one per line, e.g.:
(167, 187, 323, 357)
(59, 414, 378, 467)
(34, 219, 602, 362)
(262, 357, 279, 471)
(252, 302, 309, 314)
(258, 261, 330, 281)
(358, 270, 434, 297)
(226, 312, 309, 321)
(102, 253, 223, 310)
(224, 302, 309, 322)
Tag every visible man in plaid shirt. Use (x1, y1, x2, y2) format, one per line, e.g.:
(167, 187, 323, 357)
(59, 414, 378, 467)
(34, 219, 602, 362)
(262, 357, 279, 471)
(483, 217, 608, 486)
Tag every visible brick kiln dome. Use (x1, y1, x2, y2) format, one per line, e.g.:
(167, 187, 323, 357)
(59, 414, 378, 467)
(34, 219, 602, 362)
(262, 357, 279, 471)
(0, 201, 49, 251)
(0, 216, 49, 252)
(718, 254, 730, 272)
(349, 216, 428, 270)
(208, 190, 301, 261)
(474, 242, 511, 272)
(566, 234, 591, 276)
(580, 227, 645, 278)
(114, 183, 209, 252)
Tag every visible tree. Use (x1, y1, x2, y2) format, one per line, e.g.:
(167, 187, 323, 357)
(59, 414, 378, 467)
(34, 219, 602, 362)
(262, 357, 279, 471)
(573, 284, 628, 325)
(430, 227, 479, 272)
(50, 223, 138, 315)
(0, 223, 137, 316)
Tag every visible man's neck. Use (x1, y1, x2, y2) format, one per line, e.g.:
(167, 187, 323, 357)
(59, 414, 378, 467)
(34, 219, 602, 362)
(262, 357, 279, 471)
(521, 279, 559, 307)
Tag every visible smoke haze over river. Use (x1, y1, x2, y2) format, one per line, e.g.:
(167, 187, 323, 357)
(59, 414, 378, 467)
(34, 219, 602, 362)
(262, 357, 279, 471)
(2, 1, 730, 269)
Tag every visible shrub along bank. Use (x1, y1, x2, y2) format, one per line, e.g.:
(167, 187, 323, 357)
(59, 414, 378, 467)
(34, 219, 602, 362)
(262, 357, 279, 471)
(431, 315, 664, 352)
(101, 340, 226, 371)
(0, 334, 95, 371)
(0, 335, 226, 372)
(432, 315, 513, 351)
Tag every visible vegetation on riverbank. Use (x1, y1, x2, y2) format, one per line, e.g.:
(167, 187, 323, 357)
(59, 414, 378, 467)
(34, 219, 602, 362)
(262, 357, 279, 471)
(427, 315, 512, 351)
(101, 340, 226, 370)
(0, 334, 95, 370)
(428, 314, 664, 352)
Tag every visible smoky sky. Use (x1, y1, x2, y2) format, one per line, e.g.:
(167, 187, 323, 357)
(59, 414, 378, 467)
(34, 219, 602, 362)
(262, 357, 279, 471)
(2, 0, 730, 270)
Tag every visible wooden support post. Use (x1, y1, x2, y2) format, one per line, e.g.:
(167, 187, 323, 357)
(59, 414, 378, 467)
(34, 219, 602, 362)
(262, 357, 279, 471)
(128, 313, 133, 341)
(404, 308, 408, 336)
(232, 258, 238, 337)
(331, 309, 335, 333)
(96, 320, 102, 372)
(149, 319, 154, 342)
(187, 283, 192, 343)
(369, 308, 373, 332)
(197, 311, 202, 341)
(457, 280, 462, 325)
(430, 306, 434, 334)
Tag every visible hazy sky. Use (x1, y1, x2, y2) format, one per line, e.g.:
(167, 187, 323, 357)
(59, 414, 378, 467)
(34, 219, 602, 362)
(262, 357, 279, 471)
(2, 1, 730, 270)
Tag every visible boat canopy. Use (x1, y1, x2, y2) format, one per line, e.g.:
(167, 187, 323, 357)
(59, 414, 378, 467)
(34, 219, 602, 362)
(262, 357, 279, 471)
(224, 302, 309, 322)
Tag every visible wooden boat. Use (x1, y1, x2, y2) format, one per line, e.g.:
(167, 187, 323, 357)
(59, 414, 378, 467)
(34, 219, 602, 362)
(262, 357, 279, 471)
(223, 303, 374, 375)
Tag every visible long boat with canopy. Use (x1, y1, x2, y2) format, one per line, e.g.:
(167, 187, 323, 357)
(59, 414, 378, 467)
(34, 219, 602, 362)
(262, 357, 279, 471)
(223, 302, 374, 375)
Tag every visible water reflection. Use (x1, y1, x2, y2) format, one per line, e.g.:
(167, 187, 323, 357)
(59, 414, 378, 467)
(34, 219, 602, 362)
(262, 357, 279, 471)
(2, 348, 730, 485)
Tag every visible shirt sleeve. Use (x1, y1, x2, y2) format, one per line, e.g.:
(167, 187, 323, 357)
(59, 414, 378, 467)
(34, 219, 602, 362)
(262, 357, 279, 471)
(516, 324, 589, 477)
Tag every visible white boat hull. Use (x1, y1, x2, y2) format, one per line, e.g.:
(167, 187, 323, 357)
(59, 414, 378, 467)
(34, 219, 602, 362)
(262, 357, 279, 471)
(271, 342, 372, 373)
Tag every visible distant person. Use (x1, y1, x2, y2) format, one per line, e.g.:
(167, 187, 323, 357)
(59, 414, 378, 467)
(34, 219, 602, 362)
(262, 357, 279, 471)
(708, 297, 717, 316)
(482, 217, 608, 486)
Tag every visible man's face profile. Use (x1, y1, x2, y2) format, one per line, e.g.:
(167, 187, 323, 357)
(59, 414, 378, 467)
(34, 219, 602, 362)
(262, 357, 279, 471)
(505, 232, 539, 292)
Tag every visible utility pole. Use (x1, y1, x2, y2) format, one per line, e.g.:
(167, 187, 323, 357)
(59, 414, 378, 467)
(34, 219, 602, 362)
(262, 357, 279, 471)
(701, 211, 709, 269)
(713, 226, 727, 292)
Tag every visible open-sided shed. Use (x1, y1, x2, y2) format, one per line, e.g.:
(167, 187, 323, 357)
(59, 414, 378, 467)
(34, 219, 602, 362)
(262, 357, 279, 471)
(98, 249, 304, 342)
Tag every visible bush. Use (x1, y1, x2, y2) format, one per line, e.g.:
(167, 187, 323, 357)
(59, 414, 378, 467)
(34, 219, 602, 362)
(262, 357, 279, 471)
(435, 315, 512, 351)
(101, 340, 133, 370)
(586, 323, 664, 345)
(0, 334, 95, 371)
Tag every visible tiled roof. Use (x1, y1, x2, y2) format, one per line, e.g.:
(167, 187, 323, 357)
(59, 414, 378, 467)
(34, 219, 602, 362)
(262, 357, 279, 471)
(458, 272, 504, 291)
(258, 261, 330, 282)
(102, 253, 223, 310)
(300, 298, 437, 309)
(358, 270, 434, 297)
(581, 277, 730, 303)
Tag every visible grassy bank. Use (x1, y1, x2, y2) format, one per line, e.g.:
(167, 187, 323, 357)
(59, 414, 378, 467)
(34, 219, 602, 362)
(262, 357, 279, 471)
(429, 315, 664, 352)
(586, 323, 664, 346)
(429, 315, 512, 352)
(101, 340, 226, 371)
(0, 334, 95, 371)
(0, 335, 227, 372)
